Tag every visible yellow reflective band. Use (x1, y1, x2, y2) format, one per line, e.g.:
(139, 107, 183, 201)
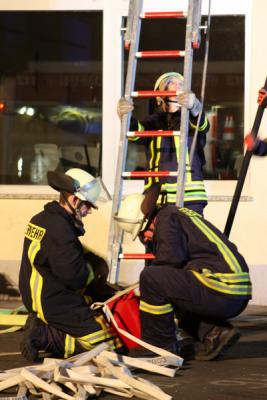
(129, 121, 144, 142)
(191, 271, 252, 296)
(145, 137, 162, 189)
(28, 241, 47, 323)
(180, 208, 242, 274)
(138, 121, 144, 132)
(64, 334, 75, 358)
(77, 328, 113, 348)
(188, 216, 243, 273)
(189, 116, 208, 132)
(147, 139, 155, 189)
(140, 300, 173, 315)
(179, 208, 201, 218)
(185, 183, 206, 190)
(202, 270, 251, 284)
(76, 338, 93, 350)
(25, 223, 46, 242)
(106, 337, 124, 351)
(77, 314, 114, 349)
(77, 327, 123, 352)
(166, 192, 208, 203)
(154, 137, 161, 184)
(83, 295, 93, 304)
(174, 136, 192, 183)
(162, 181, 206, 191)
(95, 314, 111, 332)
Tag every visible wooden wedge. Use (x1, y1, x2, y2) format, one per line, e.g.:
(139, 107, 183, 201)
(104, 386, 133, 398)
(0, 373, 24, 391)
(75, 384, 87, 400)
(101, 350, 176, 377)
(83, 383, 98, 396)
(96, 355, 172, 400)
(70, 365, 98, 375)
(72, 342, 109, 366)
(65, 368, 131, 390)
(20, 368, 73, 400)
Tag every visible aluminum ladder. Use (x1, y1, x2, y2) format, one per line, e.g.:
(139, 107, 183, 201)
(108, 0, 202, 284)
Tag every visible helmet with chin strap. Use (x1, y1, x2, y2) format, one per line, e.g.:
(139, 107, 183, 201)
(47, 168, 101, 209)
(65, 168, 101, 209)
(115, 193, 146, 240)
(115, 184, 162, 241)
(154, 72, 184, 108)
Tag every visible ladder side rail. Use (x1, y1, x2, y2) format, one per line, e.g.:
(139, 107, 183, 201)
(176, 0, 196, 207)
(124, 0, 135, 49)
(108, 0, 144, 284)
(191, 0, 202, 48)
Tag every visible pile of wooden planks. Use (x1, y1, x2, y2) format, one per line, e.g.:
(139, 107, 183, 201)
(0, 342, 182, 400)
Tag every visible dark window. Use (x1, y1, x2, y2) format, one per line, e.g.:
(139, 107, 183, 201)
(0, 11, 102, 184)
(125, 15, 245, 180)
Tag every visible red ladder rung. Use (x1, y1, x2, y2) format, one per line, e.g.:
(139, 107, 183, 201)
(119, 253, 155, 260)
(141, 11, 187, 19)
(131, 90, 182, 98)
(123, 171, 177, 178)
(127, 130, 180, 137)
(136, 50, 185, 59)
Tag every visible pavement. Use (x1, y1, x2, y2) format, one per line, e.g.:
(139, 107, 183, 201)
(0, 302, 267, 399)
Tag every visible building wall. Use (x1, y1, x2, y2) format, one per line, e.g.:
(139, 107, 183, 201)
(1, 0, 267, 304)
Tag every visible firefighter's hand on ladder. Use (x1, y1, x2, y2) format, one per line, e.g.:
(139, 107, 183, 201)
(244, 132, 259, 151)
(177, 91, 202, 117)
(117, 97, 134, 120)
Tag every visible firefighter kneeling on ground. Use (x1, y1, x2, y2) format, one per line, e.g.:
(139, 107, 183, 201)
(116, 184, 252, 361)
(19, 168, 125, 362)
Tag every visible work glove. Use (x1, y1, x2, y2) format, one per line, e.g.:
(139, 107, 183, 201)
(258, 87, 267, 105)
(117, 97, 134, 120)
(244, 133, 259, 151)
(84, 251, 109, 291)
(177, 91, 202, 116)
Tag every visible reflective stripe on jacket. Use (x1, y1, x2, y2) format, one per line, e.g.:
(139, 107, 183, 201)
(130, 110, 209, 205)
(153, 205, 252, 298)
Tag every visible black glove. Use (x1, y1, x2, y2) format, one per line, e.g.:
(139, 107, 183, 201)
(84, 251, 109, 292)
(83, 250, 123, 301)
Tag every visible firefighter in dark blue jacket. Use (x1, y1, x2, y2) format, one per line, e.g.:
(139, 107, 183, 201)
(116, 185, 252, 360)
(19, 168, 123, 362)
(118, 72, 210, 216)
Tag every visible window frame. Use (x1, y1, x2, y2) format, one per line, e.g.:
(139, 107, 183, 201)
(0, 0, 252, 199)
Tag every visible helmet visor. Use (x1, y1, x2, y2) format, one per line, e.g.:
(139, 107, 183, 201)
(77, 177, 111, 208)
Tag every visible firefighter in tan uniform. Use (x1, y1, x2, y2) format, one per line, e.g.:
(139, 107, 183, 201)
(116, 185, 252, 360)
(19, 168, 124, 362)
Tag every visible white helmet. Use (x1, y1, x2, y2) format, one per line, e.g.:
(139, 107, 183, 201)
(115, 193, 146, 240)
(154, 72, 184, 107)
(65, 168, 101, 209)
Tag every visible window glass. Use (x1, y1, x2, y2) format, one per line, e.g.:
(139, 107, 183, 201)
(125, 15, 244, 180)
(0, 11, 102, 184)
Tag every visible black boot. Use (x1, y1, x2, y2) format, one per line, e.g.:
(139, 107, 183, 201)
(195, 325, 240, 361)
(20, 314, 43, 363)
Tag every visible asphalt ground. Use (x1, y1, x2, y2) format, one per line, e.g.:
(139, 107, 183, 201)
(0, 303, 266, 400)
